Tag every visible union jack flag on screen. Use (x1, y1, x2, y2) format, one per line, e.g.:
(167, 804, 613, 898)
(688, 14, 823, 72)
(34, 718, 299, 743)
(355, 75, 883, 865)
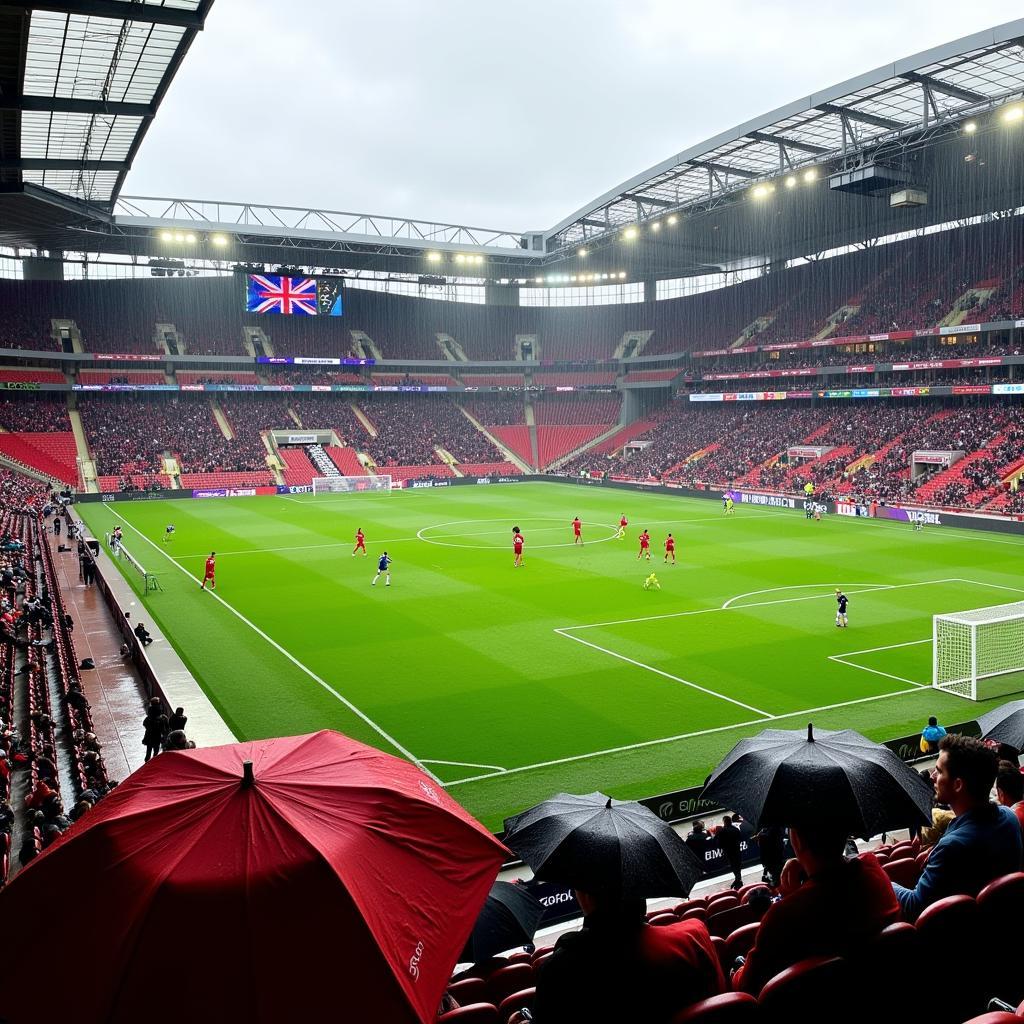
(246, 274, 318, 316)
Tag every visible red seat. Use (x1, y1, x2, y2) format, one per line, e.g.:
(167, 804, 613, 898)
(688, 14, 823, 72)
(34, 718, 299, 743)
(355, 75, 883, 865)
(680, 907, 709, 923)
(497, 987, 535, 1024)
(505, 951, 532, 965)
(739, 885, 770, 905)
(958, 1015, 1020, 1023)
(708, 902, 763, 939)
(757, 956, 851, 1020)
(439, 1004, 500, 1024)
(649, 912, 680, 926)
(706, 894, 740, 915)
(977, 873, 1024, 1003)
(915, 849, 931, 871)
(915, 896, 983, 1021)
(486, 964, 534, 1007)
(721, 922, 760, 966)
(448, 978, 488, 1005)
(529, 945, 553, 963)
(882, 856, 920, 887)
(671, 992, 760, 1023)
(847, 923, 919, 1017)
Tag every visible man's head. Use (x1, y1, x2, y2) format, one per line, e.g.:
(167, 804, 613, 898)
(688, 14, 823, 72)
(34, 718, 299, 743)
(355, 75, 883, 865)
(932, 734, 999, 812)
(928, 716, 939, 728)
(722, 814, 732, 826)
(996, 761, 1024, 807)
(788, 822, 848, 873)
(210, 551, 215, 557)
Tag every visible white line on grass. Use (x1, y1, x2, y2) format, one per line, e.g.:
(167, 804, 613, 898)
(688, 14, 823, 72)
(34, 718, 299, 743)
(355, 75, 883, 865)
(104, 507, 439, 783)
(420, 759, 508, 772)
(720, 582, 893, 611)
(953, 578, 1024, 596)
(443, 683, 927, 787)
(553, 628, 773, 718)
(558, 578, 960, 632)
(827, 657, 929, 688)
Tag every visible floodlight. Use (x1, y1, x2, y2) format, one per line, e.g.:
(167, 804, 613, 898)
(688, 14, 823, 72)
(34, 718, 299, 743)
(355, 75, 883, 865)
(454, 254, 465, 264)
(535, 277, 542, 284)
(751, 184, 773, 199)
(173, 232, 185, 242)
(159, 231, 173, 242)
(622, 226, 638, 240)
(618, 272, 626, 279)
(784, 175, 797, 188)
(963, 120, 978, 134)
(578, 247, 588, 257)
(185, 233, 197, 244)
(426, 252, 442, 263)
(602, 273, 609, 279)
(1002, 104, 1023, 123)
(667, 214, 678, 225)
(650, 221, 661, 232)
(211, 233, 229, 247)
(803, 168, 818, 182)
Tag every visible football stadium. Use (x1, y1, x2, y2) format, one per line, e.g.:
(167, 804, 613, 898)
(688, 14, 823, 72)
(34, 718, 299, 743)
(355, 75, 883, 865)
(2, 5, 1024, 1022)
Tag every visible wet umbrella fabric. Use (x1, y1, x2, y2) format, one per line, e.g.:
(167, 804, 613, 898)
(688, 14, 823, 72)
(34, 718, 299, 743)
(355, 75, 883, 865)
(462, 881, 545, 963)
(502, 792, 702, 898)
(700, 724, 933, 835)
(976, 700, 1024, 752)
(0, 731, 507, 1024)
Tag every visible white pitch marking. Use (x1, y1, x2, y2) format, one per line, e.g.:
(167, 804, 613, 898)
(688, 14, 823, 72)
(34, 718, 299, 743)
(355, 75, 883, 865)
(558, 579, 960, 632)
(553, 628, 773, 718)
(720, 582, 893, 610)
(952, 577, 1024, 595)
(420, 759, 508, 773)
(103, 506, 439, 782)
(827, 657, 929, 688)
(443, 683, 927, 787)
(830, 638, 931, 658)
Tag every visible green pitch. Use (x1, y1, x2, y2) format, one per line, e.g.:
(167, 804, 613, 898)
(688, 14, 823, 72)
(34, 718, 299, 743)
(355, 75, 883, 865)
(77, 484, 1024, 830)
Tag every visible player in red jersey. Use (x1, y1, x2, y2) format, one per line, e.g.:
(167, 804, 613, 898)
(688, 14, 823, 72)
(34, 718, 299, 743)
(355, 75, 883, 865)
(512, 526, 525, 567)
(200, 551, 216, 590)
(352, 528, 367, 556)
(637, 530, 651, 560)
(617, 514, 628, 539)
(664, 533, 676, 565)
(572, 516, 583, 545)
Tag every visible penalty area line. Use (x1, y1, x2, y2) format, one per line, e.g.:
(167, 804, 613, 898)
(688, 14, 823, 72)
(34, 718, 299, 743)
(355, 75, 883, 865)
(442, 683, 926, 788)
(103, 506, 439, 783)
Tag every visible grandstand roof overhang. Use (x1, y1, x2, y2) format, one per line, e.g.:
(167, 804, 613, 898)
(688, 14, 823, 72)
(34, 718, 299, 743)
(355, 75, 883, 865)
(0, 0, 214, 208)
(543, 18, 1024, 270)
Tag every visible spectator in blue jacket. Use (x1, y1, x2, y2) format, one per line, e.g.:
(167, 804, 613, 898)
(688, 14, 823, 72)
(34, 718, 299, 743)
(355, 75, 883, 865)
(893, 734, 1022, 921)
(919, 716, 947, 754)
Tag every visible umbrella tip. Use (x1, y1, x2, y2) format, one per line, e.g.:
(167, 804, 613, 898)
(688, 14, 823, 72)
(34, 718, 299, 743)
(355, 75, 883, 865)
(242, 760, 255, 787)
(605, 797, 613, 809)
(807, 723, 814, 742)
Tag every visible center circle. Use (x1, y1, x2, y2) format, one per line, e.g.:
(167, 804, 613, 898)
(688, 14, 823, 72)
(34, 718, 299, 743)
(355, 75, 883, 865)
(416, 517, 620, 550)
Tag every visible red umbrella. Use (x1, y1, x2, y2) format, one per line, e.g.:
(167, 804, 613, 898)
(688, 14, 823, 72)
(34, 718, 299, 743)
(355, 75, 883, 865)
(0, 731, 507, 1024)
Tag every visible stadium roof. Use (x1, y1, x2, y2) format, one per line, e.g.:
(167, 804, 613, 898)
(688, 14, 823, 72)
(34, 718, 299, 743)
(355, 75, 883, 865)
(1, 16, 1023, 281)
(544, 18, 1024, 255)
(0, 0, 213, 206)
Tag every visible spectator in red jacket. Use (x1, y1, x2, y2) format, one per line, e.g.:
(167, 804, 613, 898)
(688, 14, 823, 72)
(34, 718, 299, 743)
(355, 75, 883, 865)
(525, 887, 724, 1023)
(732, 822, 900, 995)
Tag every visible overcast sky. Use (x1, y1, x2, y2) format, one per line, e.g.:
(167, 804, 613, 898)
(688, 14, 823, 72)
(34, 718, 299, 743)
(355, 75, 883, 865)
(125, 1, 1016, 231)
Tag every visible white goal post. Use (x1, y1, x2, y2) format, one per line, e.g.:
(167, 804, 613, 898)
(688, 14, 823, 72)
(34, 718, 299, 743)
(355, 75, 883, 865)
(933, 601, 1024, 701)
(311, 475, 392, 496)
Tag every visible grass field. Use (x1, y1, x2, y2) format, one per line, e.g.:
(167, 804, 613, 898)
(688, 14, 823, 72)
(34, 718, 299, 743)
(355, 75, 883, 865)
(77, 483, 1024, 830)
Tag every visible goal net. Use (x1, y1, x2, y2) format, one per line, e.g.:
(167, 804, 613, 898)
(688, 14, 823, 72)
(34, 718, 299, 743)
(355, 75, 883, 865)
(933, 601, 1024, 700)
(311, 475, 392, 496)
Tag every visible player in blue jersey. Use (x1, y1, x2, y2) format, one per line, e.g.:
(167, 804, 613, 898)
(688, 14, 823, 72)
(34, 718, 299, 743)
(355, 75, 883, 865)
(372, 551, 392, 587)
(164, 524, 175, 544)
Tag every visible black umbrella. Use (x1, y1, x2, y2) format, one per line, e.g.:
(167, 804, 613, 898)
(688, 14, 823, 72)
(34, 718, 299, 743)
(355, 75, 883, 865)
(700, 723, 933, 836)
(976, 700, 1024, 752)
(502, 792, 702, 899)
(462, 881, 545, 963)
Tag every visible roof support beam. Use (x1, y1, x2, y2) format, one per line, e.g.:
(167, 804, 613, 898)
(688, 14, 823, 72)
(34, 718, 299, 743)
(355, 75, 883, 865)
(0, 157, 123, 170)
(900, 71, 986, 105)
(689, 160, 759, 179)
(816, 102, 904, 131)
(1, 1, 205, 28)
(622, 192, 673, 208)
(0, 94, 154, 117)
(746, 130, 829, 156)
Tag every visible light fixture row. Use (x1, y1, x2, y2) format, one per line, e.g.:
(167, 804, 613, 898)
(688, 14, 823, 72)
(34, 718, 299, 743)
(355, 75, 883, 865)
(158, 231, 230, 247)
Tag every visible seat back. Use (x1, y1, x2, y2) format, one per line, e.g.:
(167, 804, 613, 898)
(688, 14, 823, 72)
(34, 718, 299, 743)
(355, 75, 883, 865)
(847, 923, 919, 1017)
(708, 902, 762, 938)
(722, 921, 761, 966)
(438, 1003, 500, 1024)
(882, 856, 920, 887)
(706, 893, 740, 915)
(448, 978, 488, 1006)
(977, 873, 1024, 1004)
(670, 992, 760, 1023)
(486, 963, 534, 1007)
(915, 895, 983, 1020)
(497, 987, 535, 1024)
(758, 956, 851, 1020)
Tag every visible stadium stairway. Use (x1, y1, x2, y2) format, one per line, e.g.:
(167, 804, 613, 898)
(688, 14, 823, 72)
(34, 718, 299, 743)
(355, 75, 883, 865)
(546, 419, 630, 472)
(459, 407, 533, 473)
(914, 430, 1010, 503)
(326, 445, 367, 476)
(524, 401, 540, 471)
(488, 426, 535, 470)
